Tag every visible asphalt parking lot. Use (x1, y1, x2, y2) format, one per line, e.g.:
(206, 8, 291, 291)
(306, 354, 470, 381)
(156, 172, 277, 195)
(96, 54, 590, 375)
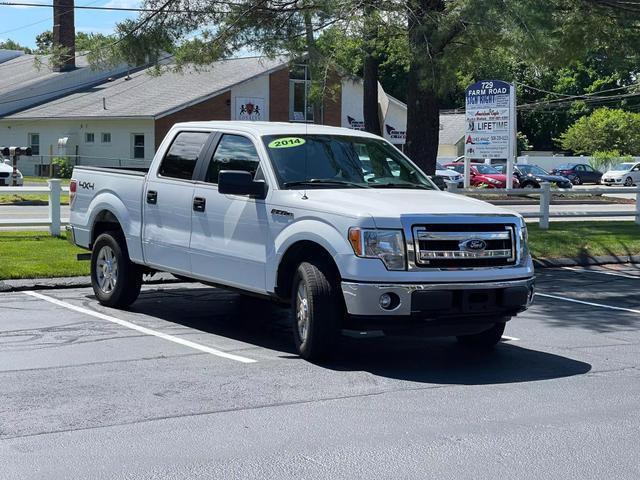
(1, 266, 640, 479)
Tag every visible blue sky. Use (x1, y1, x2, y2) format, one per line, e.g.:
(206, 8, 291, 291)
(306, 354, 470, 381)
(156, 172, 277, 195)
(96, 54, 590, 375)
(0, 0, 141, 48)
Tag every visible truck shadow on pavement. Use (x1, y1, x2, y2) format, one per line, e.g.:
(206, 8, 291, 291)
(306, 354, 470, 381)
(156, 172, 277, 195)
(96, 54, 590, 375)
(120, 285, 592, 386)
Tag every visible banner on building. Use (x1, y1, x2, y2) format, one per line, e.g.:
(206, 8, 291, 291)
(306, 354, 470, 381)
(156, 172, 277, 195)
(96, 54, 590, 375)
(235, 97, 265, 121)
(464, 80, 515, 159)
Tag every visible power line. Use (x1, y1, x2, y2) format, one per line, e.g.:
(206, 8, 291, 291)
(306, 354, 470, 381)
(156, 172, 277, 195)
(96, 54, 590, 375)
(0, 1, 203, 13)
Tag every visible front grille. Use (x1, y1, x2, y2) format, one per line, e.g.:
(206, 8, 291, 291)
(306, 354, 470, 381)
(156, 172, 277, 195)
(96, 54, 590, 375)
(0, 172, 9, 178)
(413, 223, 516, 268)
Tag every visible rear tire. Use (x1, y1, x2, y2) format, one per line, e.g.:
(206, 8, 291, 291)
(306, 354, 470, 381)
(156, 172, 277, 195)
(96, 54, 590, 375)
(291, 261, 342, 361)
(91, 231, 142, 308)
(456, 321, 506, 349)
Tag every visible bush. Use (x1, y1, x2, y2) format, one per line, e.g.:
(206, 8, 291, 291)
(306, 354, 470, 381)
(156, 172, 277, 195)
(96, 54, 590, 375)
(558, 108, 640, 155)
(591, 151, 635, 171)
(52, 157, 73, 178)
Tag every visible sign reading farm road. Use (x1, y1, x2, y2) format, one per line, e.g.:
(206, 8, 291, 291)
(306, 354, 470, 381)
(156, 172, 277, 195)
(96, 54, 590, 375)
(465, 80, 515, 159)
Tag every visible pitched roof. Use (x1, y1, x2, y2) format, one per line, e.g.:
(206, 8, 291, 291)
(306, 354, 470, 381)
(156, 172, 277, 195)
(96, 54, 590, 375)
(0, 54, 91, 98)
(6, 56, 289, 120)
(439, 113, 466, 144)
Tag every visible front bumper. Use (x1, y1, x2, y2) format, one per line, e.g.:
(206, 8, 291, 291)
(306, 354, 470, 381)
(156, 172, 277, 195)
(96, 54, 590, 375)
(341, 277, 535, 318)
(602, 177, 622, 184)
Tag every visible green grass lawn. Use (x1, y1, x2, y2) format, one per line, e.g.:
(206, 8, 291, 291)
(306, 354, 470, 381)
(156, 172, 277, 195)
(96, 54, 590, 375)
(23, 176, 71, 186)
(0, 232, 89, 280)
(0, 193, 69, 205)
(1, 222, 639, 280)
(528, 221, 640, 259)
(0, 177, 70, 204)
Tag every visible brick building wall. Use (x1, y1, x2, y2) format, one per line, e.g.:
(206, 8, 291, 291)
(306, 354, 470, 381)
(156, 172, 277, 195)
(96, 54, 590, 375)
(269, 68, 289, 122)
(322, 71, 342, 127)
(154, 91, 231, 149)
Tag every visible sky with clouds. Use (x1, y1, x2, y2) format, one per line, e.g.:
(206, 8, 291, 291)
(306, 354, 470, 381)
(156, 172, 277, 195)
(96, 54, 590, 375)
(0, 0, 141, 48)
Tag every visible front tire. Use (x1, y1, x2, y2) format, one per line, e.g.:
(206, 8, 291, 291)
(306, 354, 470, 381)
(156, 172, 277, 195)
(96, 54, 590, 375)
(572, 176, 582, 185)
(625, 176, 633, 187)
(457, 321, 506, 349)
(291, 261, 342, 361)
(91, 231, 142, 308)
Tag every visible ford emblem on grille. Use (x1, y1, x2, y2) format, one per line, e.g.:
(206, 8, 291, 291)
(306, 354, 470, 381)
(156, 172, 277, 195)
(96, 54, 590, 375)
(460, 239, 487, 252)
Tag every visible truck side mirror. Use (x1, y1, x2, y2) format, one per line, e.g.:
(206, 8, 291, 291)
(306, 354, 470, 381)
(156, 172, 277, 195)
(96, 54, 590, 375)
(218, 170, 267, 198)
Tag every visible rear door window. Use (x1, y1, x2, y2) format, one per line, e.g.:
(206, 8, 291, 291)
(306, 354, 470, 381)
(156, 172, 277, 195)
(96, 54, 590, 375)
(158, 131, 211, 180)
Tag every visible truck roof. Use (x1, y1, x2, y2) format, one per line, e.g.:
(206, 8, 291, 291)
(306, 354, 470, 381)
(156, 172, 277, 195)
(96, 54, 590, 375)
(170, 121, 382, 139)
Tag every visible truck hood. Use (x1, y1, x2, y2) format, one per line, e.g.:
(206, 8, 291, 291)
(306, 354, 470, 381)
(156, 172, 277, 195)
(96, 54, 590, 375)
(291, 188, 517, 223)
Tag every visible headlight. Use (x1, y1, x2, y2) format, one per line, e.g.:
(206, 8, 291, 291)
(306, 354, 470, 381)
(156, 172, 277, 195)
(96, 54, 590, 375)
(348, 228, 406, 271)
(487, 178, 501, 185)
(519, 223, 529, 262)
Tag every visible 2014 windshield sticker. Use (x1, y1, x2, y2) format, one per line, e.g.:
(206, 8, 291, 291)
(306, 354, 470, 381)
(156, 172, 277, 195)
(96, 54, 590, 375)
(268, 137, 306, 149)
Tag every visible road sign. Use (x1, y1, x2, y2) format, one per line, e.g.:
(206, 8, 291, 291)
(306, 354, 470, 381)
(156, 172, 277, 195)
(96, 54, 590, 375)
(465, 80, 515, 160)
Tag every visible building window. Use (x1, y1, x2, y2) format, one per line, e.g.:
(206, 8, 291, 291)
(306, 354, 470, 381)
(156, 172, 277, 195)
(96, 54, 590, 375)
(132, 134, 145, 159)
(28, 133, 39, 155)
(289, 64, 314, 122)
(101, 132, 111, 143)
(85, 132, 95, 143)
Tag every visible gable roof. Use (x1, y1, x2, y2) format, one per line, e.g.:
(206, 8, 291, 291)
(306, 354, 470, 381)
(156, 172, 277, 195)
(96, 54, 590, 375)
(6, 56, 289, 120)
(439, 113, 466, 144)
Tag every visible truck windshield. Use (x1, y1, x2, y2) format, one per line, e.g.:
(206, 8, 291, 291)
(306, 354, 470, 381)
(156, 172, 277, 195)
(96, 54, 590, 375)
(262, 134, 435, 190)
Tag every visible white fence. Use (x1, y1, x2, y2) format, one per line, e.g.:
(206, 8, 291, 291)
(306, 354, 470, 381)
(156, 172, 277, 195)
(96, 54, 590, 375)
(1, 180, 639, 236)
(0, 180, 68, 235)
(447, 182, 640, 229)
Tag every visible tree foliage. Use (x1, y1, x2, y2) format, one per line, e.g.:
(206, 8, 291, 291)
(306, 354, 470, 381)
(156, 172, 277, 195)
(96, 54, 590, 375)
(558, 108, 640, 155)
(0, 39, 32, 53)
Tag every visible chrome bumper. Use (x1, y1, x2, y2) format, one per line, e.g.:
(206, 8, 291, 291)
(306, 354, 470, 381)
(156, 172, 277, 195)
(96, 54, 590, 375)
(341, 278, 535, 317)
(65, 225, 75, 245)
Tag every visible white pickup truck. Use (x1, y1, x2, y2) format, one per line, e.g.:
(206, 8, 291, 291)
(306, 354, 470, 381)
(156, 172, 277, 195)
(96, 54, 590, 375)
(68, 121, 534, 360)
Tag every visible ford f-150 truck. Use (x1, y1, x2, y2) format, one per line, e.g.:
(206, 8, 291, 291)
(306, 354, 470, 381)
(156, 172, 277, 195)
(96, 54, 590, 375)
(68, 121, 534, 360)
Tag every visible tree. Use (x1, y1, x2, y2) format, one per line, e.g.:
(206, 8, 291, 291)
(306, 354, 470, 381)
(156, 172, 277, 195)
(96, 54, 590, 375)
(558, 108, 640, 155)
(0, 39, 32, 54)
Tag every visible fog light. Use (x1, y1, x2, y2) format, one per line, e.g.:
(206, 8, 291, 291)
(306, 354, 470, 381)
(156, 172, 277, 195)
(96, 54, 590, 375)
(380, 293, 392, 309)
(379, 292, 400, 310)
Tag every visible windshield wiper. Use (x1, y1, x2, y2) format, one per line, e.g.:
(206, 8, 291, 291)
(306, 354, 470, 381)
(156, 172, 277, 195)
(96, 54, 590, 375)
(369, 182, 432, 190)
(283, 179, 370, 189)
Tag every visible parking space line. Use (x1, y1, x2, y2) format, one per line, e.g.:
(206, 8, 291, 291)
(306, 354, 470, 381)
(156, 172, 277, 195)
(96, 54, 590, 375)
(536, 292, 640, 314)
(561, 266, 639, 279)
(22, 291, 257, 364)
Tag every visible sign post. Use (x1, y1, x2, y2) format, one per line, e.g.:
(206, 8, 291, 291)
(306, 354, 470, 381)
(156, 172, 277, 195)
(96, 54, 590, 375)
(465, 80, 516, 189)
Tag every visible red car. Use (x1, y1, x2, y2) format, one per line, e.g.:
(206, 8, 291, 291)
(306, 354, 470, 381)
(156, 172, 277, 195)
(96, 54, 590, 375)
(443, 163, 520, 188)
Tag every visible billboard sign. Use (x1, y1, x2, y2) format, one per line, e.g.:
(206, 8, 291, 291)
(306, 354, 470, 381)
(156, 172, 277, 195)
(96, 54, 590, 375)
(465, 80, 515, 159)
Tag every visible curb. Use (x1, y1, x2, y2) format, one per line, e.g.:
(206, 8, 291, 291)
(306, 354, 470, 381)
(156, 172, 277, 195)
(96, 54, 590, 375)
(533, 255, 640, 268)
(0, 272, 183, 293)
(2, 257, 639, 292)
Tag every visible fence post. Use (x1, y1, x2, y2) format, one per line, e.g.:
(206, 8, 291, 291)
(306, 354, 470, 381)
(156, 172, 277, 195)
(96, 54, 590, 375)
(48, 179, 61, 236)
(636, 187, 640, 226)
(539, 181, 551, 230)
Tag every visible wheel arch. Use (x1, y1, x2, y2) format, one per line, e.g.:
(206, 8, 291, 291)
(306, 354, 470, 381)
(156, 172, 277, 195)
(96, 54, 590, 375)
(274, 240, 341, 300)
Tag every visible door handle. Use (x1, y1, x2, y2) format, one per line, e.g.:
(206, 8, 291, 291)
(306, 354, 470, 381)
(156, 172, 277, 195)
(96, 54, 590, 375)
(193, 197, 206, 212)
(146, 190, 157, 204)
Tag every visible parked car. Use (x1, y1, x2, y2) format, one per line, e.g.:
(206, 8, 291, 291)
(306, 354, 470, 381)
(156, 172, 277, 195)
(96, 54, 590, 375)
(68, 122, 534, 360)
(551, 163, 602, 185)
(444, 163, 520, 189)
(0, 159, 24, 186)
(433, 162, 463, 189)
(495, 164, 573, 189)
(601, 162, 640, 187)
